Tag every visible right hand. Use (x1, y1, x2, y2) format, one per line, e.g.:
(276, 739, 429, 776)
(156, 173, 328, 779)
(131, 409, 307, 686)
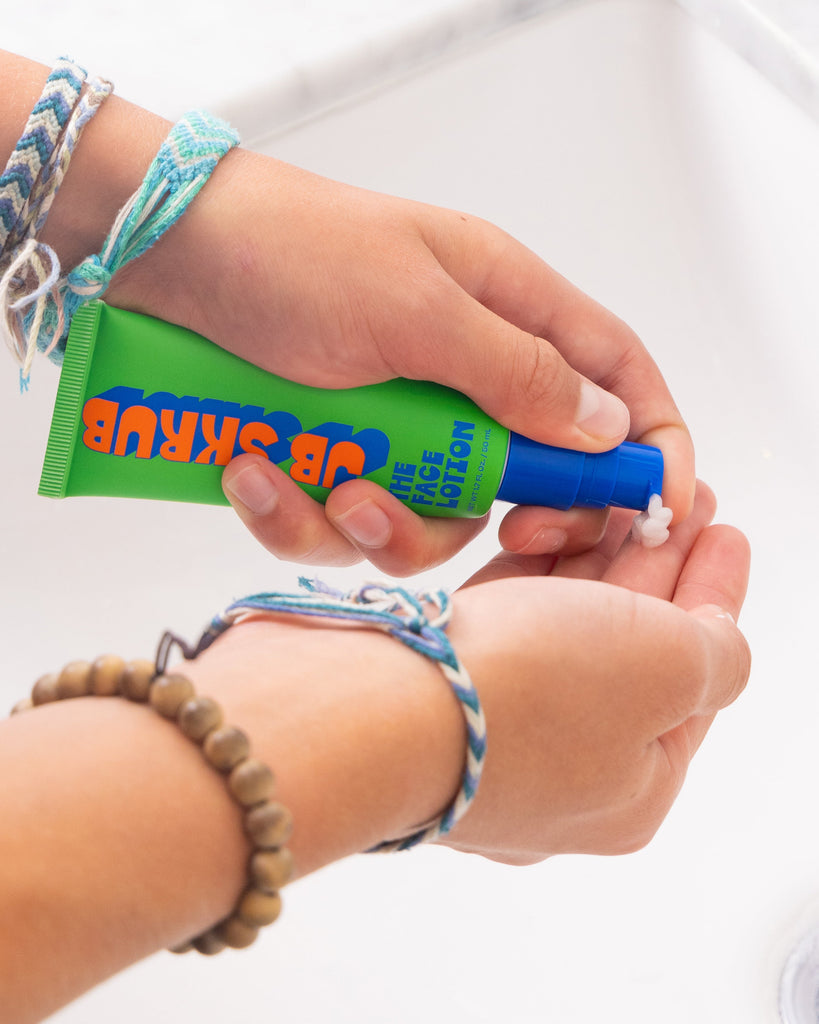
(107, 153, 692, 575)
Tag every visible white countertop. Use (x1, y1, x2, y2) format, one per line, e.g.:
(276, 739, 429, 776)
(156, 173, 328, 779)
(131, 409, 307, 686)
(7, 0, 819, 137)
(678, 0, 819, 122)
(4, 0, 574, 141)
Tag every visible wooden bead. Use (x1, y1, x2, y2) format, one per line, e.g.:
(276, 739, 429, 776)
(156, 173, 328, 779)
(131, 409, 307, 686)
(177, 696, 223, 742)
(191, 930, 227, 956)
(244, 801, 294, 849)
(215, 916, 259, 950)
(10, 697, 33, 715)
(229, 758, 275, 806)
(121, 659, 155, 702)
(90, 654, 126, 696)
(16, 645, 292, 959)
(57, 661, 93, 699)
(31, 672, 60, 705)
(203, 726, 250, 772)
(237, 887, 282, 927)
(250, 848, 294, 893)
(149, 673, 195, 719)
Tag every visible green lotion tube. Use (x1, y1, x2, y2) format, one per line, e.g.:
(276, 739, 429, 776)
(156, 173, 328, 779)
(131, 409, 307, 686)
(38, 302, 663, 515)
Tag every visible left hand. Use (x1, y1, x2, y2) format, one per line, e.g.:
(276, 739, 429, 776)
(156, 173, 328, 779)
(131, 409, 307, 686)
(434, 480, 751, 863)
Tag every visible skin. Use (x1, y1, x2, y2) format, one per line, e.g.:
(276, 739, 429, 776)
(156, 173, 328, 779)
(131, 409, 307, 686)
(1, 51, 695, 574)
(0, 483, 750, 1022)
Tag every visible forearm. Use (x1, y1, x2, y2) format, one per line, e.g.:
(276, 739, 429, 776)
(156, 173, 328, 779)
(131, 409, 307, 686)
(0, 696, 247, 1021)
(0, 617, 464, 1022)
(0, 49, 275, 353)
(188, 617, 466, 874)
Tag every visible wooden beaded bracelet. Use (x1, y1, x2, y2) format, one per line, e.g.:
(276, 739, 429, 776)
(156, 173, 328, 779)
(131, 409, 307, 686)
(10, 648, 293, 956)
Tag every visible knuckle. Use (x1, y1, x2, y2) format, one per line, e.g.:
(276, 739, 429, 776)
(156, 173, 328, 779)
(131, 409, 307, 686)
(606, 818, 663, 856)
(372, 534, 446, 579)
(291, 524, 362, 567)
(605, 785, 675, 856)
(495, 335, 569, 423)
(596, 741, 684, 855)
(369, 267, 457, 379)
(374, 517, 485, 579)
(254, 513, 362, 567)
(515, 335, 559, 403)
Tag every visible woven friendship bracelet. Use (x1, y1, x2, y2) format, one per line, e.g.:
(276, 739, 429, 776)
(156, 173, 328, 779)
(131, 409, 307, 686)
(32, 108, 240, 372)
(8, 579, 479, 954)
(0, 57, 86, 252)
(10, 647, 294, 956)
(0, 58, 113, 383)
(167, 578, 487, 852)
(1, 57, 240, 387)
(8, 71, 112, 251)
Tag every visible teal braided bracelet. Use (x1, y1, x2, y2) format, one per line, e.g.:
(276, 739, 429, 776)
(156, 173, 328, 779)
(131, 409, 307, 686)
(158, 578, 487, 852)
(25, 108, 240, 381)
(1, 63, 240, 388)
(54, 108, 240, 350)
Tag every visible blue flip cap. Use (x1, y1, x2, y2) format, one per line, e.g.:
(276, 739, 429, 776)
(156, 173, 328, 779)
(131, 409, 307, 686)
(496, 433, 664, 511)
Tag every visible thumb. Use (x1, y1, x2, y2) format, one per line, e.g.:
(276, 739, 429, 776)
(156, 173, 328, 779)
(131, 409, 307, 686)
(418, 298, 631, 452)
(405, 207, 631, 451)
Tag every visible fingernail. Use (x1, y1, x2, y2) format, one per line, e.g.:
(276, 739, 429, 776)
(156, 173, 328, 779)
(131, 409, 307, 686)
(576, 381, 630, 441)
(223, 463, 279, 515)
(516, 526, 568, 555)
(334, 499, 392, 548)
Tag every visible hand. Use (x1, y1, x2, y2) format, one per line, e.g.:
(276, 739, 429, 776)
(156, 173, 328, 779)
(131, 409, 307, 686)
(8, 53, 692, 573)
(0, 484, 748, 1019)
(187, 481, 749, 870)
(436, 480, 750, 862)
(105, 149, 694, 573)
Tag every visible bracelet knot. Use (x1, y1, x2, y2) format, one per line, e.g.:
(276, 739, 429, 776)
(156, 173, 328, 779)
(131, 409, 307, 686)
(66, 254, 112, 299)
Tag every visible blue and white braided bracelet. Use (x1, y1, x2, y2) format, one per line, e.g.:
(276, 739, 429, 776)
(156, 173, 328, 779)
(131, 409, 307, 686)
(0, 57, 88, 253)
(156, 579, 487, 853)
(0, 57, 240, 387)
(0, 58, 113, 383)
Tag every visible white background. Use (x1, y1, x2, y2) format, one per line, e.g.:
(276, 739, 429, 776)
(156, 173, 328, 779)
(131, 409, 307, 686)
(4, 1, 819, 1021)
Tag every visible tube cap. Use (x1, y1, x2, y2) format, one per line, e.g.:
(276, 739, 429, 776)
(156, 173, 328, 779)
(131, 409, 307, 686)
(495, 433, 663, 511)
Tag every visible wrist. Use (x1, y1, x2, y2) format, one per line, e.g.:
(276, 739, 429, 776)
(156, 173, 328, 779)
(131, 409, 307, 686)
(183, 615, 467, 876)
(0, 605, 471, 1020)
(0, 53, 213, 314)
(31, 85, 172, 270)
